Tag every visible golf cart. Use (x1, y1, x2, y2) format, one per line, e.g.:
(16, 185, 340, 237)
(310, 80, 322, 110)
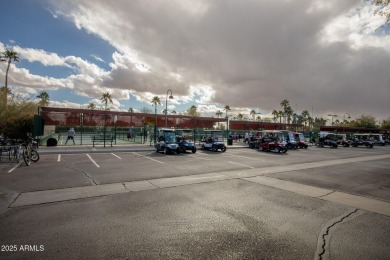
(258, 130, 287, 153)
(348, 134, 373, 148)
(368, 134, 386, 146)
(281, 130, 298, 149)
(294, 132, 308, 149)
(201, 130, 227, 152)
(155, 128, 181, 154)
(176, 129, 197, 153)
(317, 132, 338, 148)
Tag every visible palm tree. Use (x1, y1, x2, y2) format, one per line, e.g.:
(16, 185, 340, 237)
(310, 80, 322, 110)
(151, 96, 161, 143)
(237, 113, 244, 120)
(224, 105, 231, 119)
(36, 90, 50, 107)
(216, 110, 223, 118)
(172, 110, 176, 114)
(1, 49, 20, 106)
(186, 105, 199, 117)
(101, 92, 113, 111)
(250, 109, 256, 121)
(277, 111, 284, 124)
(87, 103, 96, 110)
(256, 115, 261, 121)
(301, 110, 310, 129)
(128, 107, 134, 113)
(272, 110, 279, 123)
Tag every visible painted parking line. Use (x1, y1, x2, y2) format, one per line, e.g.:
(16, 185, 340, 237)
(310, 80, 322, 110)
(227, 161, 254, 169)
(111, 153, 122, 159)
(132, 152, 164, 164)
(57, 154, 61, 162)
(8, 162, 22, 173)
(86, 154, 100, 168)
(224, 153, 258, 160)
(189, 154, 211, 160)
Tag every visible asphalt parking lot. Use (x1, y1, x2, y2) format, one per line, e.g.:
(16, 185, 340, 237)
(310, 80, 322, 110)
(0, 145, 389, 259)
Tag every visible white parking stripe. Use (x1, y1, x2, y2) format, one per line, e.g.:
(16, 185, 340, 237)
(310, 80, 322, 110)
(58, 154, 61, 162)
(111, 153, 122, 159)
(189, 154, 211, 160)
(227, 161, 254, 169)
(86, 154, 100, 168)
(8, 162, 22, 173)
(132, 152, 164, 164)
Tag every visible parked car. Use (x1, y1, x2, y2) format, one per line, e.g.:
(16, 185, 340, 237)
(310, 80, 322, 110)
(348, 134, 373, 148)
(294, 132, 308, 149)
(258, 130, 287, 153)
(201, 130, 227, 152)
(155, 129, 181, 154)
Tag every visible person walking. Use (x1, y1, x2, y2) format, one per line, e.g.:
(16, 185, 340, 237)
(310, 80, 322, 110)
(65, 127, 76, 145)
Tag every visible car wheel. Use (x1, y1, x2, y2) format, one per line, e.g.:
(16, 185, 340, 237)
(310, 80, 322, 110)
(221, 146, 226, 152)
(164, 147, 168, 154)
(192, 147, 197, 153)
(176, 148, 181, 154)
(202, 144, 205, 150)
(212, 145, 217, 152)
(282, 148, 287, 153)
(275, 147, 280, 153)
(155, 145, 160, 153)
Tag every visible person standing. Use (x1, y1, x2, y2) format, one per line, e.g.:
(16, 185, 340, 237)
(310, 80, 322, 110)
(65, 127, 76, 145)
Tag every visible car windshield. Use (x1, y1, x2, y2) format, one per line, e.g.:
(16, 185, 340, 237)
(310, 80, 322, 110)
(297, 133, 304, 141)
(164, 132, 176, 143)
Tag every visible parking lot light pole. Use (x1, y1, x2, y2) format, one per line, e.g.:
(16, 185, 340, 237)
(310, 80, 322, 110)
(343, 113, 351, 123)
(165, 89, 173, 127)
(328, 114, 337, 126)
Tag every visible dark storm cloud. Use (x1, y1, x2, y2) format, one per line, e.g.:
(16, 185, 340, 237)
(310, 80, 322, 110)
(50, 0, 390, 118)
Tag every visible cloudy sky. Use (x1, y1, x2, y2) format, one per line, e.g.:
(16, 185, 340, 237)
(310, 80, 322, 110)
(1, 0, 389, 122)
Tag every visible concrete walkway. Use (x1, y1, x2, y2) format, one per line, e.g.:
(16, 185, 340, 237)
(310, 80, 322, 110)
(10, 154, 390, 216)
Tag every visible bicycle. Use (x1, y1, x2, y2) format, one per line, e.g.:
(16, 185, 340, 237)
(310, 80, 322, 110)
(20, 137, 40, 166)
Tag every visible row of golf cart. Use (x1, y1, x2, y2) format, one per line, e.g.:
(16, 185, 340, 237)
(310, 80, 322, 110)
(155, 129, 227, 155)
(247, 130, 308, 153)
(316, 132, 387, 149)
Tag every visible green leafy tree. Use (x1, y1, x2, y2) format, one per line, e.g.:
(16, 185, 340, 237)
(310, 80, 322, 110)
(0, 49, 20, 107)
(351, 114, 377, 128)
(237, 113, 244, 120)
(186, 105, 200, 117)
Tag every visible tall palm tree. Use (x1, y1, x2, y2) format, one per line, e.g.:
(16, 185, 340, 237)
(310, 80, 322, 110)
(151, 96, 161, 143)
(1, 49, 20, 106)
(36, 90, 50, 107)
(256, 115, 261, 122)
(87, 103, 96, 110)
(171, 110, 177, 114)
(277, 111, 284, 124)
(216, 110, 223, 118)
(250, 109, 256, 121)
(101, 92, 113, 111)
(272, 110, 279, 123)
(151, 96, 161, 111)
(237, 113, 244, 120)
(224, 105, 231, 119)
(301, 110, 310, 129)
